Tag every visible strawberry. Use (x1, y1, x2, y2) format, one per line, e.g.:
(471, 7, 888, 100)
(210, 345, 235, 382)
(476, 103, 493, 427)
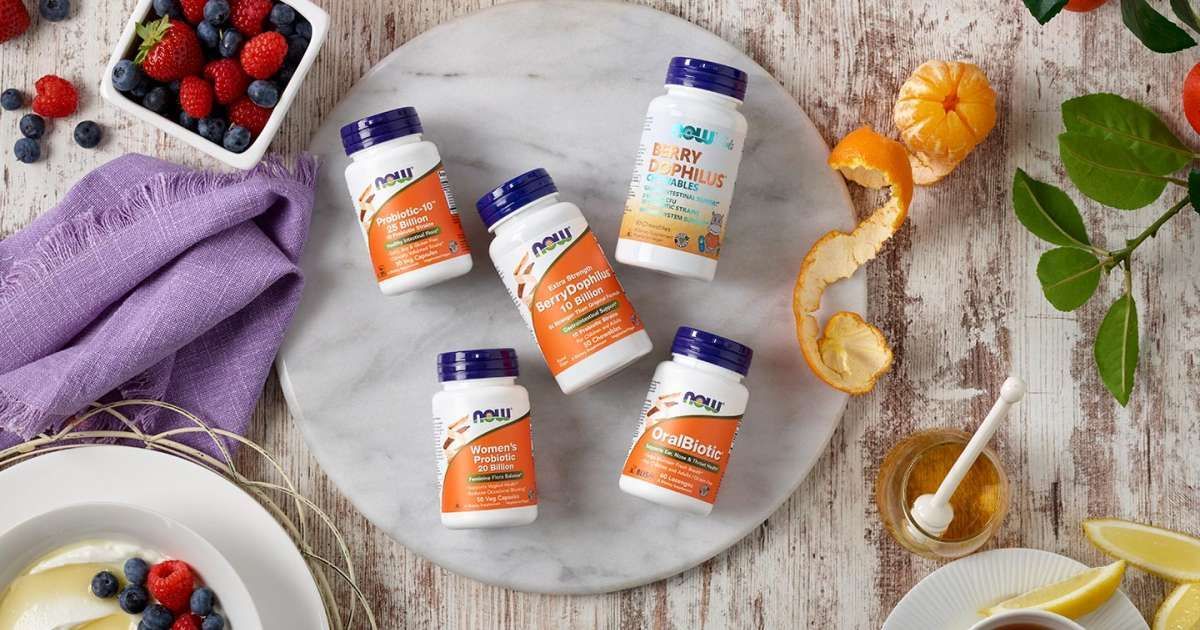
(179, 76, 213, 118)
(135, 17, 204, 82)
(203, 58, 248, 105)
(32, 75, 78, 118)
(171, 614, 203, 630)
(230, 0, 271, 36)
(146, 560, 195, 614)
(181, 0, 205, 24)
(239, 31, 286, 79)
(0, 0, 30, 43)
(229, 97, 270, 135)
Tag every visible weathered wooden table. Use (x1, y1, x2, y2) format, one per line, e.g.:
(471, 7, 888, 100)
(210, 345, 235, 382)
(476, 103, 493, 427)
(2, 1, 1197, 627)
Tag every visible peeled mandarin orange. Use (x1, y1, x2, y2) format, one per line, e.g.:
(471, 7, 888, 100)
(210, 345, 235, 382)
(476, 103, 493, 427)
(793, 126, 911, 395)
(894, 60, 996, 182)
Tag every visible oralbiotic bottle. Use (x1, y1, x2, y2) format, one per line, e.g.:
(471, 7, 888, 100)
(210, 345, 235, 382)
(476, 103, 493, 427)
(432, 348, 538, 529)
(341, 107, 472, 295)
(477, 169, 653, 395)
(616, 57, 749, 282)
(619, 326, 753, 515)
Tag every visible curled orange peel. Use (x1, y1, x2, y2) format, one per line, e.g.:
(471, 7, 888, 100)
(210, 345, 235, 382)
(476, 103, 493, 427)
(793, 126, 911, 395)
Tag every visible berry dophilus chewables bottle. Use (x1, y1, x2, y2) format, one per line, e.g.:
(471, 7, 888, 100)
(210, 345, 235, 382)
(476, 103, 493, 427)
(477, 169, 653, 394)
(619, 326, 753, 515)
(616, 57, 749, 282)
(341, 107, 473, 295)
(432, 348, 538, 529)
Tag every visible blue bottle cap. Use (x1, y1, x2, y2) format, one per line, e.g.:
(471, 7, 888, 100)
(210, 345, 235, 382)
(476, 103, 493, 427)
(671, 327, 753, 376)
(341, 107, 423, 156)
(665, 57, 748, 101)
(437, 348, 520, 382)
(476, 168, 559, 230)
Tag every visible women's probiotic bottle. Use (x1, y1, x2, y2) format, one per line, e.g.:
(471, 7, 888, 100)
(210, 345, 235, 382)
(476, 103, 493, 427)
(477, 169, 653, 394)
(432, 348, 538, 529)
(617, 57, 749, 282)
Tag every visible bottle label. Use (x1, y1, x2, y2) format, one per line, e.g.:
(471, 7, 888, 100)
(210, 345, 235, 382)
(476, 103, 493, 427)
(347, 159, 470, 281)
(622, 379, 743, 505)
(494, 217, 644, 376)
(620, 115, 744, 260)
(434, 398, 537, 513)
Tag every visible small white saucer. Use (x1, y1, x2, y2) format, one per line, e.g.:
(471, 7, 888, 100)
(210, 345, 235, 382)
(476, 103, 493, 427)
(883, 548, 1148, 630)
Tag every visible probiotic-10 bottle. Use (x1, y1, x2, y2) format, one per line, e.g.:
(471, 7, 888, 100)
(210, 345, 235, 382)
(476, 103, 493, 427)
(617, 57, 749, 282)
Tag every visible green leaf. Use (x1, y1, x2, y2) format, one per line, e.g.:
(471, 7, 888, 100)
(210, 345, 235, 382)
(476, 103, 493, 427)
(1122, 0, 1197, 53)
(1059, 132, 1170, 209)
(1012, 169, 1093, 248)
(1025, 0, 1069, 24)
(1094, 292, 1139, 406)
(1171, 0, 1200, 32)
(1190, 169, 1200, 215)
(1037, 248, 1103, 311)
(1061, 93, 1193, 175)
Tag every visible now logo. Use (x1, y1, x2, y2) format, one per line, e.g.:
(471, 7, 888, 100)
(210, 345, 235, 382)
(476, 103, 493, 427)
(674, 123, 717, 145)
(374, 167, 414, 190)
(683, 391, 724, 413)
(531, 227, 574, 257)
(472, 408, 512, 423)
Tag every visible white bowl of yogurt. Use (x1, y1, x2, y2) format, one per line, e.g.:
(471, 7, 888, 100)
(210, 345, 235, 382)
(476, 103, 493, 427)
(0, 502, 260, 629)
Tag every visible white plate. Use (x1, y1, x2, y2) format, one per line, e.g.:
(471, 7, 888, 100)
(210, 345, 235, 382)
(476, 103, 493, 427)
(883, 548, 1148, 630)
(0, 446, 328, 629)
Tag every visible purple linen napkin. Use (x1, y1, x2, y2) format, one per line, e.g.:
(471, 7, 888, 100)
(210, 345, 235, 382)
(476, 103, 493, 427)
(0, 153, 317, 453)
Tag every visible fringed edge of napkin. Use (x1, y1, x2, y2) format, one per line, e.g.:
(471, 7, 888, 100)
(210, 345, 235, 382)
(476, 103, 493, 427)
(0, 153, 318, 441)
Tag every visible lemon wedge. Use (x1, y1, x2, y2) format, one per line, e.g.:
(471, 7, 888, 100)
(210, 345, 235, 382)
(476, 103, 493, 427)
(980, 560, 1126, 619)
(1154, 583, 1200, 630)
(1084, 519, 1200, 582)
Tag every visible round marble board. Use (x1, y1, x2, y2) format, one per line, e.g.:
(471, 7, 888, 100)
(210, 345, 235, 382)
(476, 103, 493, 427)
(278, 0, 864, 594)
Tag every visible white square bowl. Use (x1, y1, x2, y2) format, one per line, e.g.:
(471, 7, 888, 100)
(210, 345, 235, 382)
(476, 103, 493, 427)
(100, 0, 328, 170)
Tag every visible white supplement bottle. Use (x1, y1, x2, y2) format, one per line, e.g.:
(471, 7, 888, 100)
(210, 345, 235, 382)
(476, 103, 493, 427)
(616, 57, 750, 282)
(619, 326, 753, 515)
(432, 348, 538, 529)
(477, 169, 653, 394)
(341, 107, 472, 295)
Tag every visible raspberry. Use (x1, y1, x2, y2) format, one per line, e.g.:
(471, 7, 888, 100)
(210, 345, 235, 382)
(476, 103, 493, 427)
(239, 31, 286, 80)
(172, 614, 203, 630)
(32, 75, 78, 118)
(229, 0, 271, 36)
(203, 58, 248, 105)
(179, 76, 213, 118)
(0, 0, 31, 43)
(146, 560, 196, 613)
(229, 97, 271, 135)
(181, 0, 205, 24)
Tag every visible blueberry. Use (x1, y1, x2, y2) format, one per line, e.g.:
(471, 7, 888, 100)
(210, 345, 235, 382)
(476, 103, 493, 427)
(285, 35, 308, 64)
(168, 79, 182, 95)
(189, 586, 215, 615)
(197, 117, 227, 143)
(196, 20, 219, 47)
(1, 88, 22, 110)
(274, 21, 293, 36)
(123, 557, 149, 585)
(178, 110, 199, 130)
(218, 29, 242, 57)
(222, 124, 251, 152)
(201, 612, 225, 630)
(269, 3, 294, 25)
(276, 65, 295, 85)
(203, 0, 229, 24)
(143, 86, 169, 112)
(19, 114, 44, 139)
(152, 0, 181, 19)
(74, 120, 102, 148)
(112, 60, 143, 92)
(295, 18, 311, 39)
(141, 604, 174, 630)
(130, 78, 151, 99)
(39, 0, 70, 21)
(13, 138, 39, 163)
(247, 80, 278, 107)
(89, 570, 120, 598)
(118, 584, 149, 614)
